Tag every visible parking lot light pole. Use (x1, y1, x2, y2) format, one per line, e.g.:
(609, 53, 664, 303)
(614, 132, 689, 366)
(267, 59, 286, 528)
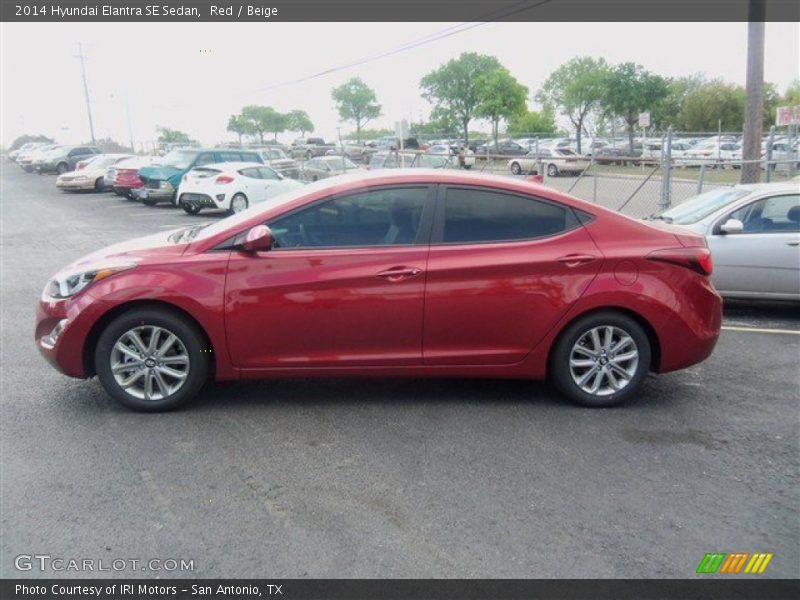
(74, 43, 96, 144)
(659, 128, 673, 212)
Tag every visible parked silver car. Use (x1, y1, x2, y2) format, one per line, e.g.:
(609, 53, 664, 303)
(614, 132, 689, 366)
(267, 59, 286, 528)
(650, 183, 800, 300)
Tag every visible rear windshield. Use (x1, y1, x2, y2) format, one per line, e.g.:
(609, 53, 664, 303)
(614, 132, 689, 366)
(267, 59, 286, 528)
(190, 168, 222, 178)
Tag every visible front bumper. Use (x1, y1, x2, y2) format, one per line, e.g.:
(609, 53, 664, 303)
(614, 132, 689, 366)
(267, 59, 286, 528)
(35, 291, 108, 378)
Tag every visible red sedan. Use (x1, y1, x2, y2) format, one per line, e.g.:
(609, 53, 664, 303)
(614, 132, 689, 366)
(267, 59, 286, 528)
(35, 170, 722, 411)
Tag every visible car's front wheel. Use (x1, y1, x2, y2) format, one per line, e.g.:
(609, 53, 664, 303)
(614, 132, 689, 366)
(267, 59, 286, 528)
(94, 307, 210, 411)
(94, 177, 105, 192)
(550, 311, 651, 408)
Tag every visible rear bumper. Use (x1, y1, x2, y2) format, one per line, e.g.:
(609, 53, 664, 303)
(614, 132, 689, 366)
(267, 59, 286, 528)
(657, 278, 723, 373)
(132, 187, 174, 203)
(178, 192, 221, 209)
(57, 180, 94, 190)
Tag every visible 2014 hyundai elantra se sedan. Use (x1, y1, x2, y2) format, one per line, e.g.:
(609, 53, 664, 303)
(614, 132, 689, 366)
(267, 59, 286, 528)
(36, 170, 722, 411)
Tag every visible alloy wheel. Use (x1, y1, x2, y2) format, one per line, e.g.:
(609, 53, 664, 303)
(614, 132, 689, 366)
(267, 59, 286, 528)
(110, 326, 190, 401)
(568, 326, 639, 397)
(231, 195, 248, 213)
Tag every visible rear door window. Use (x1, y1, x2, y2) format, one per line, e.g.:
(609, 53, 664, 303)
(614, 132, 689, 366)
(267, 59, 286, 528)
(195, 153, 216, 167)
(439, 187, 578, 244)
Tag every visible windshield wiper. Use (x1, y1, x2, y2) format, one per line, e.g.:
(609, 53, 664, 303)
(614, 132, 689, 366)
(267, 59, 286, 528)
(648, 215, 673, 223)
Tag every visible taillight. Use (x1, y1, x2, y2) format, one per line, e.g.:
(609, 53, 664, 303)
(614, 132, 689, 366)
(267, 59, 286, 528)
(648, 248, 713, 276)
(215, 175, 234, 184)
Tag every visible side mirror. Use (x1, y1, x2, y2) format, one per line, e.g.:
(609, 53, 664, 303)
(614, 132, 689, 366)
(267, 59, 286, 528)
(720, 218, 744, 234)
(242, 225, 273, 252)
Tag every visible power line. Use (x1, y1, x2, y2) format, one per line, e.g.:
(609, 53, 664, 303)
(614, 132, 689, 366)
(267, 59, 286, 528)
(254, 0, 554, 93)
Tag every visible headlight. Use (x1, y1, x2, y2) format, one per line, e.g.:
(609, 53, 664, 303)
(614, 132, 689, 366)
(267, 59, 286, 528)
(46, 263, 137, 299)
(159, 181, 174, 190)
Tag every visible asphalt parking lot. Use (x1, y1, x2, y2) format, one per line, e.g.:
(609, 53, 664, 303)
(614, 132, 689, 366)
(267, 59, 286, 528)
(1, 164, 798, 579)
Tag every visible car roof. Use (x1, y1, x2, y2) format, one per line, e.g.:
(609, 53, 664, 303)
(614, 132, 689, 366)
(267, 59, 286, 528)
(191, 161, 266, 171)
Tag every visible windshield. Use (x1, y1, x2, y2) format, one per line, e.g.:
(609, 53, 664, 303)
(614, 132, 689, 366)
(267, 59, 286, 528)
(324, 157, 358, 169)
(655, 187, 750, 224)
(159, 150, 198, 170)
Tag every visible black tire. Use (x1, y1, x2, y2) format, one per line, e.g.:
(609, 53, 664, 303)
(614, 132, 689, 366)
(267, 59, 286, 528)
(547, 163, 559, 177)
(57, 162, 69, 175)
(94, 178, 105, 192)
(94, 307, 210, 411)
(550, 311, 651, 408)
(183, 204, 201, 215)
(142, 198, 157, 206)
(228, 193, 249, 215)
(510, 162, 522, 175)
(463, 164, 472, 170)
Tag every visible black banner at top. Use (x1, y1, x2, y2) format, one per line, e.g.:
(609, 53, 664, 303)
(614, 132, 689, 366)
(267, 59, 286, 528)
(1, 0, 799, 22)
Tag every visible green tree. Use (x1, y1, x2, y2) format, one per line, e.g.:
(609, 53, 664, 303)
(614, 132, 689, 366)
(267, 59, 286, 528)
(421, 52, 503, 145)
(475, 68, 528, 146)
(94, 138, 134, 153)
(286, 110, 314, 137)
(331, 78, 382, 142)
(227, 114, 255, 145)
(506, 108, 558, 137)
(157, 127, 194, 146)
(601, 63, 669, 152)
(536, 56, 609, 153)
(9, 134, 54, 151)
(782, 79, 800, 105)
(651, 73, 707, 130)
(241, 105, 275, 144)
(676, 80, 745, 131)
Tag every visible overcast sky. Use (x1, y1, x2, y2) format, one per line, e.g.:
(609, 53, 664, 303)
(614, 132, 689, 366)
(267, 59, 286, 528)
(1, 22, 798, 148)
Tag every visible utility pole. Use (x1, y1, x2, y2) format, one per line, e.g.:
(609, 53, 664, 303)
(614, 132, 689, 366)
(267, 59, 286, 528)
(75, 43, 96, 144)
(741, 0, 765, 183)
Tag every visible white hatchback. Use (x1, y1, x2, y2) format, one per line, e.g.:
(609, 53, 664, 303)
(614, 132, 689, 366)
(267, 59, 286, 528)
(176, 161, 302, 215)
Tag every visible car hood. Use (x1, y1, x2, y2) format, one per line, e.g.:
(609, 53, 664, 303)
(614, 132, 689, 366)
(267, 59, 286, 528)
(138, 165, 183, 181)
(56, 228, 191, 276)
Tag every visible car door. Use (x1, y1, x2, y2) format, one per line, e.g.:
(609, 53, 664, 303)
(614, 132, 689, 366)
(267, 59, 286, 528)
(708, 193, 800, 297)
(237, 167, 265, 203)
(224, 185, 436, 369)
(423, 185, 602, 365)
(257, 167, 283, 197)
(67, 147, 88, 169)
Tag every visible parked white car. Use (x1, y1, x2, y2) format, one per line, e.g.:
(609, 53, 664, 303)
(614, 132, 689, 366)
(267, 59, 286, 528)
(427, 144, 476, 169)
(508, 148, 590, 177)
(176, 161, 302, 215)
(650, 182, 800, 300)
(677, 142, 742, 167)
(56, 154, 133, 192)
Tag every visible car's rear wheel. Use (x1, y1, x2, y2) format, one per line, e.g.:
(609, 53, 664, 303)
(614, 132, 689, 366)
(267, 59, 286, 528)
(229, 193, 248, 215)
(95, 308, 210, 411)
(547, 163, 559, 177)
(94, 177, 105, 192)
(550, 311, 651, 408)
(183, 204, 201, 215)
(510, 162, 522, 175)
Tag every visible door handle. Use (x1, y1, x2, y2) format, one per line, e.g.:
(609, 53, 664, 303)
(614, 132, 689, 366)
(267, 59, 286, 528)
(376, 267, 422, 281)
(557, 254, 597, 267)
